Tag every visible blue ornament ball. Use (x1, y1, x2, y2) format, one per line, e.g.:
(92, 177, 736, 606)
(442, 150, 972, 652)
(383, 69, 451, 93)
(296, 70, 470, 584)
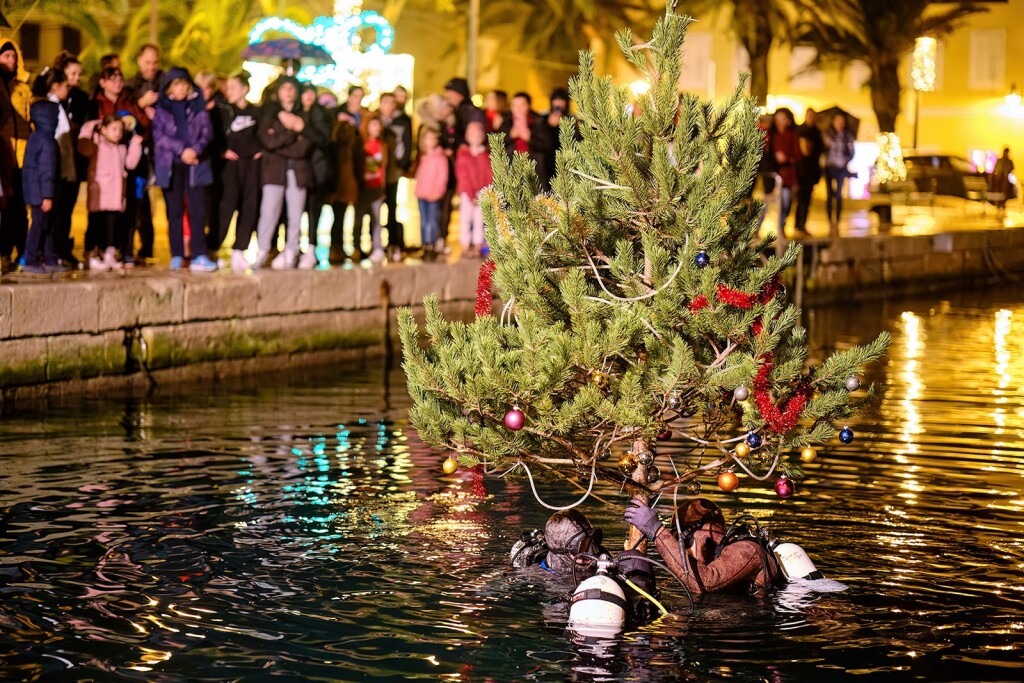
(695, 250, 709, 268)
(839, 426, 855, 444)
(746, 432, 762, 449)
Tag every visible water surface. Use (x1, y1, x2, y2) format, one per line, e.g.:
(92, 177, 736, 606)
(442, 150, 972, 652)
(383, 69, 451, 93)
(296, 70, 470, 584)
(1, 288, 1022, 681)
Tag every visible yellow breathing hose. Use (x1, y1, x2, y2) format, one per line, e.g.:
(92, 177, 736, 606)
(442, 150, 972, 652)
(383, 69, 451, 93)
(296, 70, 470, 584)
(623, 577, 669, 616)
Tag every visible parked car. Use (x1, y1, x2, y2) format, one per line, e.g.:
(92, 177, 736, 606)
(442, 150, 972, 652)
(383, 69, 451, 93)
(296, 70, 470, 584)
(870, 154, 1019, 203)
(902, 154, 989, 199)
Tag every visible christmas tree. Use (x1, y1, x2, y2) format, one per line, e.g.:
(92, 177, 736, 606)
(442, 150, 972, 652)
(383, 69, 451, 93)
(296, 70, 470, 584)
(399, 3, 889, 533)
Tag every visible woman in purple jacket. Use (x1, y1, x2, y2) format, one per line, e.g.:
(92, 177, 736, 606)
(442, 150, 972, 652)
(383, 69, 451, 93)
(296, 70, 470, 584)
(152, 66, 215, 271)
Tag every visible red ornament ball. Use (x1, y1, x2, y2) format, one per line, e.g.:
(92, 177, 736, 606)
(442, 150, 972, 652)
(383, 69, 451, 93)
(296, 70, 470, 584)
(504, 407, 525, 431)
(657, 429, 673, 441)
(774, 476, 796, 499)
(718, 470, 739, 492)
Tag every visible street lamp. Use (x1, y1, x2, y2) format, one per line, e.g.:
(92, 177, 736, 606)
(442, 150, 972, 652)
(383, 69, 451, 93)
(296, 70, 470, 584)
(911, 36, 937, 150)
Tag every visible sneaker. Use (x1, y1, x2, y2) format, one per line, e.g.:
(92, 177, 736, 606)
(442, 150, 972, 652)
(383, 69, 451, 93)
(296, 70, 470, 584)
(387, 245, 402, 263)
(170, 256, 184, 271)
(190, 254, 219, 272)
(88, 251, 109, 272)
(44, 262, 70, 273)
(271, 250, 297, 270)
(298, 250, 318, 270)
(21, 263, 47, 275)
(369, 247, 385, 263)
(350, 248, 363, 262)
(231, 250, 250, 273)
(103, 247, 123, 270)
(254, 251, 269, 269)
(0, 256, 10, 274)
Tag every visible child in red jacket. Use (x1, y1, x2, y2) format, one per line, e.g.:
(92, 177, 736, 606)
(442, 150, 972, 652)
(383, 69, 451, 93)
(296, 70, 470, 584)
(455, 121, 492, 258)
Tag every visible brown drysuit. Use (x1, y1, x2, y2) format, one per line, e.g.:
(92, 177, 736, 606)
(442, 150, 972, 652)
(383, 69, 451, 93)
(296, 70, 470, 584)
(654, 526, 779, 597)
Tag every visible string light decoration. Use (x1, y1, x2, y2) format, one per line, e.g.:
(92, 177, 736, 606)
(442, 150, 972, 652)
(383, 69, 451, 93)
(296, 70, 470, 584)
(876, 132, 907, 185)
(244, 0, 411, 103)
(912, 37, 937, 93)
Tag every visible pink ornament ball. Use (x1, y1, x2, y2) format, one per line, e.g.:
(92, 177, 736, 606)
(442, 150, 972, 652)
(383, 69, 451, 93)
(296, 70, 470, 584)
(504, 408, 525, 431)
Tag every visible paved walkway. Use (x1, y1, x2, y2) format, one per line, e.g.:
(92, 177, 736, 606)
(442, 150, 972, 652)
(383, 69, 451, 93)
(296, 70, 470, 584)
(3, 182, 1021, 284)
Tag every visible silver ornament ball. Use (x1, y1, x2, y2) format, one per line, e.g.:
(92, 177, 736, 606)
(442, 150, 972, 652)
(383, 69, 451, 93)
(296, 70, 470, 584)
(734, 385, 749, 401)
(845, 376, 861, 392)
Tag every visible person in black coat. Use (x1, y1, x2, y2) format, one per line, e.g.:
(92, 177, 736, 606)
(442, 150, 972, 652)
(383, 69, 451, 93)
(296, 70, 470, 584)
(21, 100, 63, 273)
(299, 83, 334, 267)
(378, 91, 412, 257)
(444, 77, 486, 148)
(795, 107, 824, 236)
(215, 71, 263, 272)
(499, 92, 554, 189)
(53, 51, 89, 265)
(254, 78, 326, 269)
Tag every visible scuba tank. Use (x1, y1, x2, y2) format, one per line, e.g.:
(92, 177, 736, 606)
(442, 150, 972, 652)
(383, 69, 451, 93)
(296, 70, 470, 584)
(768, 539, 824, 580)
(567, 554, 626, 637)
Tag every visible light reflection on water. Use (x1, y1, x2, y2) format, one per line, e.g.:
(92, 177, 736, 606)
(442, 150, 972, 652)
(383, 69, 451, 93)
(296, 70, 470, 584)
(1, 288, 1023, 681)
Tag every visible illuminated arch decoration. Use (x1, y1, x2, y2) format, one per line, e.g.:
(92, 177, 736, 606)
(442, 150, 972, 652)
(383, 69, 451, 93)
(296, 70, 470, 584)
(244, 1, 412, 105)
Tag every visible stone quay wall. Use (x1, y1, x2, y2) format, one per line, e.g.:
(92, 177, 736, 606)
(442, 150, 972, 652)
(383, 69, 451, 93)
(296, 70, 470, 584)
(801, 226, 1024, 304)
(0, 261, 479, 400)
(3, 226, 1024, 399)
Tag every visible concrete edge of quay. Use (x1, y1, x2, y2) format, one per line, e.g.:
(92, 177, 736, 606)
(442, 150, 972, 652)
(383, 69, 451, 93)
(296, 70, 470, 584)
(0, 259, 479, 403)
(798, 224, 1024, 305)
(3, 225, 1024, 401)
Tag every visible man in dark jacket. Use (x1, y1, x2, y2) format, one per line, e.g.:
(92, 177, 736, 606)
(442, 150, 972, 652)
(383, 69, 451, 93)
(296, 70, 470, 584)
(377, 91, 412, 259)
(443, 77, 486, 148)
(123, 44, 163, 261)
(542, 87, 574, 191)
(500, 92, 554, 190)
(795, 107, 824, 236)
(298, 83, 334, 267)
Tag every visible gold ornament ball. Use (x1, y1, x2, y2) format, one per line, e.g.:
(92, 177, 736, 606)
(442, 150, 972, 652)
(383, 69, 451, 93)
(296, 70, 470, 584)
(618, 454, 637, 474)
(718, 470, 740, 492)
(442, 457, 459, 474)
(800, 447, 817, 464)
(734, 442, 751, 458)
(591, 371, 609, 389)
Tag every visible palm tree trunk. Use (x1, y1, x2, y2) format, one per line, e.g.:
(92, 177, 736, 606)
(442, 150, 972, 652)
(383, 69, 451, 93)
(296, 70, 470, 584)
(871, 57, 901, 133)
(748, 49, 769, 106)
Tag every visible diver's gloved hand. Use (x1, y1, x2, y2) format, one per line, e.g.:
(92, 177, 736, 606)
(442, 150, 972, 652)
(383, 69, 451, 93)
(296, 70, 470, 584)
(624, 498, 663, 541)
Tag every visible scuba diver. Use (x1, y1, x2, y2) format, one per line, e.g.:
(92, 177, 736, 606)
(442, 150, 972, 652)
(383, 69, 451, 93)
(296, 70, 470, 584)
(624, 497, 789, 597)
(511, 509, 663, 629)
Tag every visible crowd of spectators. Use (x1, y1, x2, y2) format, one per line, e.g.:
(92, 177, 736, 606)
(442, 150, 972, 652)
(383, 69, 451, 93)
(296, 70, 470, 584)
(0, 40, 575, 274)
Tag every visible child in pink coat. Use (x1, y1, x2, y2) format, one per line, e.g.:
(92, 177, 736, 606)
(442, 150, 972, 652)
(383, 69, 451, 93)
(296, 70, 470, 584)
(414, 128, 448, 260)
(454, 121, 492, 258)
(77, 114, 144, 271)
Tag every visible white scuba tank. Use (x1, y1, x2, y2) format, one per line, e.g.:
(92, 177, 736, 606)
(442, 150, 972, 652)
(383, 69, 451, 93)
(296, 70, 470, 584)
(567, 556, 627, 637)
(771, 541, 824, 580)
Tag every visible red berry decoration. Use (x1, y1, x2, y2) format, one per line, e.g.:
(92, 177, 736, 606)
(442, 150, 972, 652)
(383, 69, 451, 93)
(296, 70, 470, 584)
(504, 407, 525, 431)
(774, 476, 795, 499)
